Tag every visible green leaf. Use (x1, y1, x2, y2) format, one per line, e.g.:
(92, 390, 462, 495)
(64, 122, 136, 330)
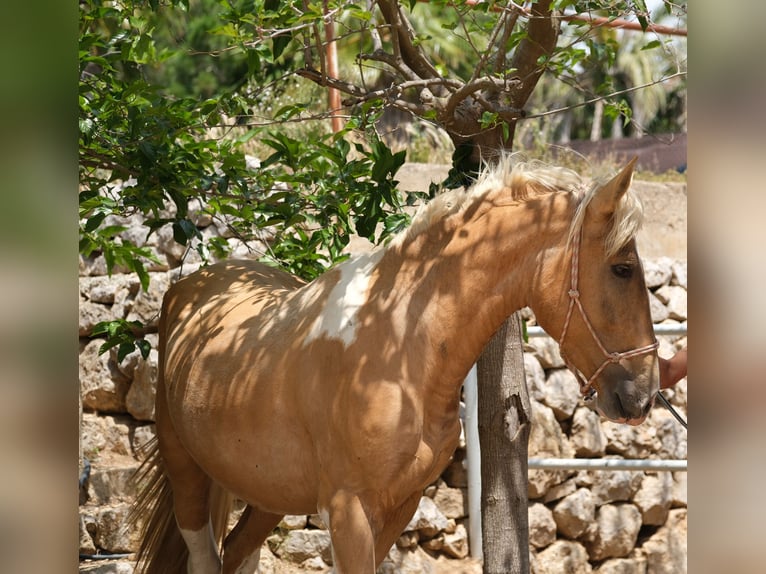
(84, 212, 106, 233)
(136, 338, 152, 360)
(117, 341, 136, 362)
(641, 40, 662, 51)
(349, 9, 372, 21)
(272, 33, 292, 60)
(172, 219, 199, 246)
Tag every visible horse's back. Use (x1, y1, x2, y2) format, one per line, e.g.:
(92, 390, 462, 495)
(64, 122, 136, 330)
(159, 259, 305, 395)
(163, 259, 304, 320)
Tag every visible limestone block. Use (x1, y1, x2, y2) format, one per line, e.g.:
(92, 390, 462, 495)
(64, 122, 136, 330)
(543, 368, 581, 421)
(643, 257, 673, 289)
(441, 523, 469, 559)
(114, 333, 158, 380)
(553, 488, 596, 540)
(93, 503, 141, 553)
(403, 496, 449, 538)
(524, 352, 547, 402)
(542, 478, 577, 504)
(602, 420, 659, 459)
(640, 508, 687, 574)
(126, 348, 158, 422)
(86, 455, 141, 505)
(279, 515, 308, 530)
(396, 530, 419, 549)
(584, 503, 642, 561)
(535, 540, 592, 574)
(527, 337, 566, 369)
(80, 274, 140, 305)
(80, 339, 130, 414)
(654, 285, 687, 321)
(650, 408, 687, 460)
(596, 555, 648, 574)
(670, 471, 687, 508)
(529, 502, 557, 549)
(81, 413, 134, 459)
(79, 511, 97, 555)
(634, 472, 673, 526)
(125, 272, 170, 328)
(648, 291, 669, 323)
(131, 423, 156, 461)
(276, 529, 333, 565)
(671, 259, 687, 288)
(571, 406, 607, 457)
(432, 482, 467, 520)
(378, 545, 436, 574)
(528, 400, 574, 499)
(576, 467, 642, 506)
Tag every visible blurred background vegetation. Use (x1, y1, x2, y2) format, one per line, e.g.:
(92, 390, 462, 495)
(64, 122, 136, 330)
(137, 0, 686, 163)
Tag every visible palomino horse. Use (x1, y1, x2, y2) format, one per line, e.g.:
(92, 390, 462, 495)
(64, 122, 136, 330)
(132, 157, 659, 573)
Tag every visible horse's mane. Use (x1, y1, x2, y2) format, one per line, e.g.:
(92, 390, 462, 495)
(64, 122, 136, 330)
(391, 154, 643, 257)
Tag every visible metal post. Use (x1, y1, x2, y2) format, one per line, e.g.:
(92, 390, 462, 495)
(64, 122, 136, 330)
(463, 364, 483, 560)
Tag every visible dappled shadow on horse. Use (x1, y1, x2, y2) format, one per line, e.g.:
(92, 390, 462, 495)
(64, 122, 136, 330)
(131, 156, 658, 573)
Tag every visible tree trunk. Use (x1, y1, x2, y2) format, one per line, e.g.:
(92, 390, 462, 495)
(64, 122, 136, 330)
(477, 313, 531, 573)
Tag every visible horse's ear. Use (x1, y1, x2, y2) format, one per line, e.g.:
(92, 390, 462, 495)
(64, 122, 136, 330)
(588, 156, 638, 220)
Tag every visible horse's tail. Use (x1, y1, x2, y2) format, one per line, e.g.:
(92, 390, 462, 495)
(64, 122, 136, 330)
(130, 290, 234, 572)
(129, 439, 235, 573)
(130, 438, 188, 574)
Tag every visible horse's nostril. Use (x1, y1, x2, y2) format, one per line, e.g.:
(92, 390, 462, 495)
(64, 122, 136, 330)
(615, 392, 627, 419)
(642, 396, 654, 417)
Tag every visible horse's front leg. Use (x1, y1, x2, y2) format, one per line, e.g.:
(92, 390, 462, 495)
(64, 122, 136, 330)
(321, 490, 376, 574)
(372, 491, 422, 565)
(222, 504, 283, 574)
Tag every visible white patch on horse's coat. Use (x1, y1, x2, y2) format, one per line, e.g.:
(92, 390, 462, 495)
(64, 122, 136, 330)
(304, 250, 384, 347)
(179, 523, 221, 574)
(233, 546, 261, 574)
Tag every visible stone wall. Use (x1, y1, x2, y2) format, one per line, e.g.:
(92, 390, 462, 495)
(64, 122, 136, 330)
(79, 175, 687, 574)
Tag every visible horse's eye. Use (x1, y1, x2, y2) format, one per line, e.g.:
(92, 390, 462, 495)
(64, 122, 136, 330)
(611, 264, 633, 279)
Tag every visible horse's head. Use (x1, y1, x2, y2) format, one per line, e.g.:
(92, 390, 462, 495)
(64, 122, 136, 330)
(535, 158, 659, 425)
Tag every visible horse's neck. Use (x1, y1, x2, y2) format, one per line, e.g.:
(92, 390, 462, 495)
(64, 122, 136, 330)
(386, 193, 570, 380)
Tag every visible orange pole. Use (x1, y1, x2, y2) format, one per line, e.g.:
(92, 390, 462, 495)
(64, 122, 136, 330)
(324, 13, 343, 133)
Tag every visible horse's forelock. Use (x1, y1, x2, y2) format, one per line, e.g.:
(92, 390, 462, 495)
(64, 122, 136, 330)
(569, 177, 644, 257)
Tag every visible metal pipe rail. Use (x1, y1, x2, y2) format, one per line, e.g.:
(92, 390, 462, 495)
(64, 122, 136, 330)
(528, 457, 687, 472)
(526, 322, 688, 338)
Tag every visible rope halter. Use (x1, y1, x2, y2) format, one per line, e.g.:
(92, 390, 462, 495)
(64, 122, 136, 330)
(558, 227, 659, 400)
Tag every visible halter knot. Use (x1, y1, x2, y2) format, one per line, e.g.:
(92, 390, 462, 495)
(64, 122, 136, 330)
(568, 289, 580, 299)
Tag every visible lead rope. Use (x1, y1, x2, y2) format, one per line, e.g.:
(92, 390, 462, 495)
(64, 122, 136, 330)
(656, 391, 688, 429)
(558, 228, 660, 400)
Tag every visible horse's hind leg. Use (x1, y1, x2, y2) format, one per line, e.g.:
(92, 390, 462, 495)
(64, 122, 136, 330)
(222, 505, 282, 574)
(156, 391, 221, 574)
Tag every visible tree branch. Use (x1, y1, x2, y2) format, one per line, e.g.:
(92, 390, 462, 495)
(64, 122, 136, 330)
(507, 0, 560, 108)
(492, 4, 521, 75)
(376, 0, 443, 85)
